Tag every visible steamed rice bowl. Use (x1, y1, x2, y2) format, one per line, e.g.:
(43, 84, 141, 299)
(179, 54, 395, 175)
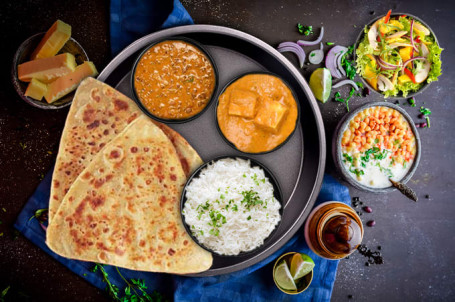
(182, 158, 281, 255)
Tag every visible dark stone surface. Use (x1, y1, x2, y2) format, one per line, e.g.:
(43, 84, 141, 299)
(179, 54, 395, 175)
(0, 0, 454, 301)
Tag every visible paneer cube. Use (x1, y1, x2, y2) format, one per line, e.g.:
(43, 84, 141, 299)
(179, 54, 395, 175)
(253, 97, 288, 133)
(228, 89, 258, 119)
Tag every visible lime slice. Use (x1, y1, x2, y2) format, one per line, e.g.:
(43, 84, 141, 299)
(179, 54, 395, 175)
(290, 253, 315, 281)
(309, 68, 332, 103)
(274, 260, 297, 291)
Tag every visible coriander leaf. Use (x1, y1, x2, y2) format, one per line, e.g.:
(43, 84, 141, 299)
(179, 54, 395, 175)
(297, 23, 313, 36)
(343, 153, 353, 163)
(1, 286, 10, 301)
(334, 87, 355, 112)
(420, 106, 432, 116)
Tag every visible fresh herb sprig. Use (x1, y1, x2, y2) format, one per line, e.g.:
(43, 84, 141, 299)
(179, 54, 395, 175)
(297, 23, 313, 36)
(420, 106, 432, 128)
(91, 264, 168, 302)
(1, 286, 10, 302)
(208, 210, 227, 236)
(29, 208, 48, 222)
(334, 87, 356, 112)
(341, 44, 356, 80)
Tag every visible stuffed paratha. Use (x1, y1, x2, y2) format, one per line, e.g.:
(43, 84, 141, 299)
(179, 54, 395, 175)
(49, 78, 202, 222)
(46, 116, 212, 273)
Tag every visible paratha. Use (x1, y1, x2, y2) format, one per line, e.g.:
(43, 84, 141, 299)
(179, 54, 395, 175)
(46, 116, 212, 273)
(49, 78, 202, 222)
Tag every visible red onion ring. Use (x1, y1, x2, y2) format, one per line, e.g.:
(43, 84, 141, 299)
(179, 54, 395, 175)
(377, 57, 402, 70)
(401, 56, 427, 71)
(410, 19, 419, 52)
(325, 45, 347, 79)
(297, 27, 324, 46)
(277, 42, 306, 68)
(332, 80, 359, 90)
(336, 49, 347, 76)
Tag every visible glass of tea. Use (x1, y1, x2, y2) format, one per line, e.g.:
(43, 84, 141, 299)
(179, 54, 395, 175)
(304, 201, 363, 259)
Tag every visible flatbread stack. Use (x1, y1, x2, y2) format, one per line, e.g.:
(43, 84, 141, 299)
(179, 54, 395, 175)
(46, 78, 212, 273)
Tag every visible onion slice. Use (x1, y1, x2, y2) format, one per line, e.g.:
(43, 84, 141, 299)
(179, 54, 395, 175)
(309, 43, 324, 64)
(332, 80, 359, 90)
(277, 42, 306, 68)
(410, 19, 419, 52)
(325, 45, 347, 79)
(377, 56, 402, 70)
(385, 31, 408, 40)
(401, 56, 427, 71)
(297, 27, 324, 46)
(336, 50, 346, 76)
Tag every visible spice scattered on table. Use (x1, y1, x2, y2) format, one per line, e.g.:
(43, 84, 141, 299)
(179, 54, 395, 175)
(357, 244, 384, 265)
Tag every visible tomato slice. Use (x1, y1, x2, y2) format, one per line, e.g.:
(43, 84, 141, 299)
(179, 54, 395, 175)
(400, 14, 407, 18)
(404, 68, 417, 84)
(384, 10, 392, 24)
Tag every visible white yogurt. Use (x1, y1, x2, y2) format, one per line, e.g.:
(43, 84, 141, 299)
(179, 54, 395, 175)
(342, 147, 414, 188)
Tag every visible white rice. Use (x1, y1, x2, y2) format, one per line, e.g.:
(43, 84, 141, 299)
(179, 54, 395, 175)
(182, 158, 281, 255)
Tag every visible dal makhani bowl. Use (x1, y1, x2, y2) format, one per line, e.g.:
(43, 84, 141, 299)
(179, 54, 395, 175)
(216, 73, 299, 154)
(333, 102, 421, 192)
(132, 38, 217, 122)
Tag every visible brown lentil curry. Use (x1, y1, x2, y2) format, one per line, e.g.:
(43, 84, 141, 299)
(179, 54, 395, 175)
(134, 40, 215, 120)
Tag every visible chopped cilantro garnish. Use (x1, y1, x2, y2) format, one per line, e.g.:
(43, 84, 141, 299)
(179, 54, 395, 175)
(247, 216, 252, 221)
(326, 42, 334, 46)
(375, 163, 394, 178)
(297, 23, 313, 36)
(334, 88, 356, 112)
(310, 53, 316, 57)
(240, 190, 264, 210)
(349, 166, 364, 177)
(420, 106, 432, 116)
(207, 210, 227, 236)
(408, 97, 416, 107)
(343, 153, 353, 163)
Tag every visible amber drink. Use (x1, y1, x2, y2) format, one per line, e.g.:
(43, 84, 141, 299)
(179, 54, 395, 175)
(304, 201, 363, 259)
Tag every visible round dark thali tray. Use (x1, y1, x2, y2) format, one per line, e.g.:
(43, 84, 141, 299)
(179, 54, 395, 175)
(97, 24, 325, 276)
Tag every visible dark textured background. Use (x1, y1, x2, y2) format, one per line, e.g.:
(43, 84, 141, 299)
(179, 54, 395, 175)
(1, 0, 454, 301)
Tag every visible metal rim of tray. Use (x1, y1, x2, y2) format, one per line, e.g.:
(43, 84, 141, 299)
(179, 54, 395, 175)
(97, 24, 326, 276)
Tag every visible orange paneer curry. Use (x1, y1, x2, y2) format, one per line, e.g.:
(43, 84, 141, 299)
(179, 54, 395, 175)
(217, 74, 298, 153)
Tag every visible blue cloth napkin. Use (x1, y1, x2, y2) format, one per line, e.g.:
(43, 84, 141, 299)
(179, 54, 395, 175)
(110, 0, 193, 56)
(15, 1, 351, 301)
